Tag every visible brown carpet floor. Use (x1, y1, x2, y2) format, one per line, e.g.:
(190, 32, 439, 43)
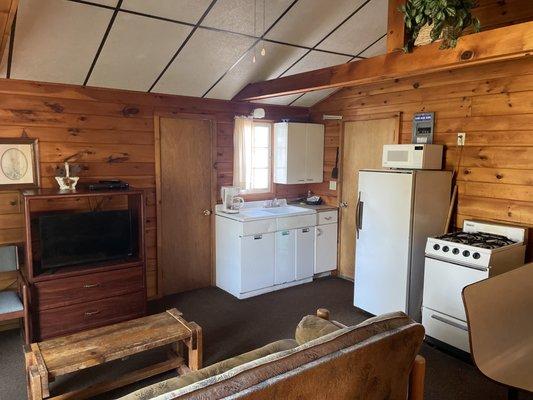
(0, 277, 531, 399)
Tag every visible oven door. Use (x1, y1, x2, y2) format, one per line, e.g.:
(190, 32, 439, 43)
(422, 257, 489, 321)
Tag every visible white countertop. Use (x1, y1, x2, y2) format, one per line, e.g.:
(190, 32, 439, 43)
(215, 202, 315, 222)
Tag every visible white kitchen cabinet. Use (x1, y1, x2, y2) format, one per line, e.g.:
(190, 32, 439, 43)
(274, 122, 324, 184)
(275, 229, 296, 284)
(315, 223, 338, 274)
(241, 233, 275, 293)
(296, 227, 315, 280)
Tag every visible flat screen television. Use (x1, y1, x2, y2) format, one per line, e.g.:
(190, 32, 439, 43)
(38, 210, 134, 270)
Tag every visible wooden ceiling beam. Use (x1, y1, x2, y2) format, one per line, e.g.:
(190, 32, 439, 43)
(0, 0, 18, 63)
(387, 0, 406, 53)
(232, 21, 533, 102)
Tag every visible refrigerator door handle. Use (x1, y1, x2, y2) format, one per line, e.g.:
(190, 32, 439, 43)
(355, 191, 363, 238)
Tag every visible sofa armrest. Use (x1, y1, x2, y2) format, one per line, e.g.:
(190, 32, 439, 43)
(409, 355, 426, 400)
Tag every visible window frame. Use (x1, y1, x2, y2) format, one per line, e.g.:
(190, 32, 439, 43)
(240, 120, 275, 200)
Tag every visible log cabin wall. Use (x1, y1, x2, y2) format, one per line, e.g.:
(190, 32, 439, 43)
(309, 57, 533, 261)
(0, 78, 309, 304)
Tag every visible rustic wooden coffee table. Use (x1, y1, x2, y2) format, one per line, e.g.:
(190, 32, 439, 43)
(24, 308, 202, 400)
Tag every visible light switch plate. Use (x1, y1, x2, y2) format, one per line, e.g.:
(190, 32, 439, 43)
(329, 181, 337, 191)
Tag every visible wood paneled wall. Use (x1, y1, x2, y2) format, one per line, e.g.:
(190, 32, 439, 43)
(0, 79, 309, 302)
(309, 57, 533, 261)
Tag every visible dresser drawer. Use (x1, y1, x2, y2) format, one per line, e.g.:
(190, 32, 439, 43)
(37, 291, 145, 340)
(35, 267, 144, 310)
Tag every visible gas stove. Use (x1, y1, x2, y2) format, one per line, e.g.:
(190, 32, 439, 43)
(425, 220, 526, 270)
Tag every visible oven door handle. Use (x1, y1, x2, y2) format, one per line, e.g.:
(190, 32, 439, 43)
(431, 314, 468, 331)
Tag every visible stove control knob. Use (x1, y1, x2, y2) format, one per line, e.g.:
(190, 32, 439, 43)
(442, 246, 449, 252)
(463, 250, 471, 257)
(433, 244, 440, 251)
(452, 248, 460, 255)
(473, 252, 481, 259)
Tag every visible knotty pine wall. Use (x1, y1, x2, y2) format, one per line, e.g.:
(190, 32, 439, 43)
(0, 79, 309, 303)
(309, 57, 533, 261)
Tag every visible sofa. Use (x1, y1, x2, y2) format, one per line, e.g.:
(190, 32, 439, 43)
(121, 309, 426, 400)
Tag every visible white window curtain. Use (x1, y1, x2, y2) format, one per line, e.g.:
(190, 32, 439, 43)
(233, 116, 253, 190)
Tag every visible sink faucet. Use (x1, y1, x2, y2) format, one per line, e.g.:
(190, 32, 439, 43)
(263, 198, 281, 208)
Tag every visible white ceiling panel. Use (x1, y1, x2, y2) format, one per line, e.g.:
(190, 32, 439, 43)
(359, 35, 387, 58)
(153, 28, 255, 97)
(202, 0, 292, 36)
(90, 0, 119, 6)
(265, 0, 366, 48)
(282, 50, 351, 77)
(292, 88, 338, 107)
(120, 0, 212, 24)
(88, 13, 192, 91)
(207, 41, 307, 100)
(10, 0, 113, 85)
(254, 93, 301, 106)
(317, 0, 388, 55)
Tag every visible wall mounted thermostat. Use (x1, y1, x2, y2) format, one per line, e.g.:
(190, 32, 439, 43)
(412, 112, 435, 144)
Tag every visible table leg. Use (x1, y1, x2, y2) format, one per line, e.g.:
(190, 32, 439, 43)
(186, 322, 203, 371)
(24, 345, 44, 400)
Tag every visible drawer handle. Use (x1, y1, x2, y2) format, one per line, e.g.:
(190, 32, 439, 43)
(281, 231, 290, 236)
(431, 314, 468, 331)
(9, 200, 18, 206)
(324, 216, 332, 220)
(297, 179, 305, 182)
(253, 235, 263, 240)
(306, 179, 313, 181)
(83, 283, 100, 288)
(84, 310, 100, 317)
(302, 228, 310, 233)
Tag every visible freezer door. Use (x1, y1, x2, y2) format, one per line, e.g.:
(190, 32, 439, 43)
(354, 171, 414, 316)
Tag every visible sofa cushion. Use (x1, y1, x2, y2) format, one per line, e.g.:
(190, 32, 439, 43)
(149, 311, 416, 399)
(294, 315, 341, 345)
(121, 339, 299, 400)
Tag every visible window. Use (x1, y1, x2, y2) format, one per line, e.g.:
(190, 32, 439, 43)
(233, 118, 272, 195)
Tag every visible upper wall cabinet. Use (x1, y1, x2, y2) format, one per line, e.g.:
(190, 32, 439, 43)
(273, 122, 325, 184)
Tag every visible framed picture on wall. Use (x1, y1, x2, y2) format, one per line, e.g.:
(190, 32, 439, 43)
(0, 138, 40, 189)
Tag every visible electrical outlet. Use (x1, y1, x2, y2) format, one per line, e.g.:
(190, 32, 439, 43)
(457, 132, 466, 146)
(329, 181, 337, 191)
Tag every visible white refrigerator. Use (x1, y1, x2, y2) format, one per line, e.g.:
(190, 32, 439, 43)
(353, 169, 451, 322)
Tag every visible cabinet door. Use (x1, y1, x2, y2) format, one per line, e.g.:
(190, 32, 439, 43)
(296, 227, 315, 280)
(275, 230, 296, 284)
(241, 233, 275, 293)
(315, 223, 338, 274)
(273, 123, 288, 184)
(305, 124, 324, 183)
(286, 123, 307, 184)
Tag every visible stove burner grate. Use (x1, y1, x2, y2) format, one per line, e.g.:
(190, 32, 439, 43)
(436, 231, 516, 249)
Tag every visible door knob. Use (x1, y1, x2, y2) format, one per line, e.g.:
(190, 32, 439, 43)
(203, 209, 212, 216)
(340, 201, 348, 208)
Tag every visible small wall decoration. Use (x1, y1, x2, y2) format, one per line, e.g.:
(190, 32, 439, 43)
(0, 138, 40, 189)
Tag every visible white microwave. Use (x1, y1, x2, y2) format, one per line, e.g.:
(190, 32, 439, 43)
(382, 144, 443, 170)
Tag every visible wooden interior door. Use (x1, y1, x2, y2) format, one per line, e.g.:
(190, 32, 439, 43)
(156, 115, 216, 296)
(338, 118, 398, 280)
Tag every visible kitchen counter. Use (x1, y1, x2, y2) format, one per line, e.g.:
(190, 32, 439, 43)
(289, 202, 338, 212)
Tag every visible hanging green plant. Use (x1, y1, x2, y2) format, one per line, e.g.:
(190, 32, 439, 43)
(400, 0, 481, 52)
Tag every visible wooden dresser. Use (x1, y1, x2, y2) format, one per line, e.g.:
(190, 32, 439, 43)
(22, 189, 147, 341)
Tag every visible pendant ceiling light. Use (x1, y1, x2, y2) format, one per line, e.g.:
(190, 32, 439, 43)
(252, 0, 266, 63)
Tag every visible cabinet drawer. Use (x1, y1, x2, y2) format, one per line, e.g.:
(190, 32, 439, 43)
(317, 211, 337, 225)
(35, 267, 144, 310)
(422, 307, 470, 352)
(277, 214, 316, 230)
(37, 291, 145, 340)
